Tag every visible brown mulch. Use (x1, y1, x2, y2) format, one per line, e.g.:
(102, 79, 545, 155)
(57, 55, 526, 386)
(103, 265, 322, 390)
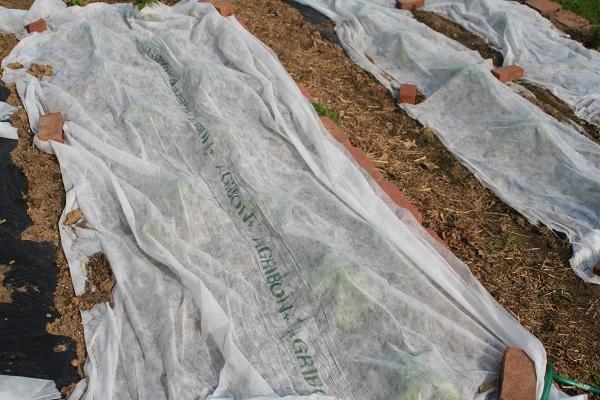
(234, 0, 600, 391)
(76, 253, 115, 311)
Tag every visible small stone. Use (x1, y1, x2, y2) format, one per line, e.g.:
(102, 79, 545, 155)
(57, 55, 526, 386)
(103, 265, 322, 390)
(70, 359, 79, 367)
(8, 260, 15, 265)
(400, 139, 417, 149)
(418, 159, 438, 171)
(53, 344, 67, 352)
(593, 263, 600, 277)
(46, 313, 52, 318)
(7, 62, 23, 70)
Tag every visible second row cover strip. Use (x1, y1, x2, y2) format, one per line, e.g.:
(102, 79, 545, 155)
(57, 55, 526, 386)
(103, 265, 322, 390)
(292, 0, 600, 283)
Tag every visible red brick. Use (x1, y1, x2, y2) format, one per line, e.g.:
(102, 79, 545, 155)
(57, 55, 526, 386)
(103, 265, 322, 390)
(379, 181, 423, 223)
(525, 0, 560, 16)
(396, 0, 424, 10)
(26, 19, 47, 33)
(201, 0, 235, 16)
(551, 9, 591, 30)
(320, 116, 349, 146)
(499, 347, 536, 400)
(426, 228, 446, 246)
(348, 147, 382, 180)
(319, 115, 422, 223)
(398, 84, 418, 105)
(298, 84, 315, 103)
(491, 65, 524, 83)
(593, 263, 600, 277)
(38, 112, 64, 143)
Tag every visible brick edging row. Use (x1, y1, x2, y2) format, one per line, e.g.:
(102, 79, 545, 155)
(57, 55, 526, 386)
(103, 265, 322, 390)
(523, 0, 593, 32)
(297, 84, 454, 246)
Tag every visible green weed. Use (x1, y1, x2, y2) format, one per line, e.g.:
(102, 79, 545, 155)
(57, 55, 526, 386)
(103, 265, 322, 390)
(134, 0, 159, 10)
(591, 370, 600, 386)
(587, 25, 600, 47)
(505, 234, 518, 247)
(313, 102, 340, 125)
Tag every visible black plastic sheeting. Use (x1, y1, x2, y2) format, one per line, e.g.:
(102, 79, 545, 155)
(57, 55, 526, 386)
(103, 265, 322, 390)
(284, 0, 341, 45)
(0, 82, 9, 102)
(0, 137, 78, 390)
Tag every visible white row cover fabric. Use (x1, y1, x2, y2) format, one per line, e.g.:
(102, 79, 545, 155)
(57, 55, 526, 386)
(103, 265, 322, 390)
(0, 0, 572, 398)
(424, 0, 600, 125)
(0, 101, 18, 139)
(0, 375, 61, 400)
(293, 0, 600, 284)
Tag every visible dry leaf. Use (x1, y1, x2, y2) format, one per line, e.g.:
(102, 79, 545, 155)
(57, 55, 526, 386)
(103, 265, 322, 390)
(64, 209, 83, 226)
(7, 62, 23, 69)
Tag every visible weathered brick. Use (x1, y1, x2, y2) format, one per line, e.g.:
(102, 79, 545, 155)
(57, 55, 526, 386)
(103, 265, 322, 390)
(319, 115, 423, 223)
(26, 19, 47, 33)
(201, 0, 235, 16)
(298, 84, 315, 103)
(38, 112, 64, 143)
(320, 116, 349, 146)
(396, 0, 424, 10)
(398, 84, 418, 105)
(499, 347, 536, 400)
(379, 181, 423, 223)
(551, 9, 591, 30)
(491, 65, 524, 83)
(525, 0, 560, 16)
(426, 228, 446, 246)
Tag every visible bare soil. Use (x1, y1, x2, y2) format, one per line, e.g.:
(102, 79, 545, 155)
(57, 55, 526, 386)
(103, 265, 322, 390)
(0, 28, 85, 396)
(234, 0, 600, 392)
